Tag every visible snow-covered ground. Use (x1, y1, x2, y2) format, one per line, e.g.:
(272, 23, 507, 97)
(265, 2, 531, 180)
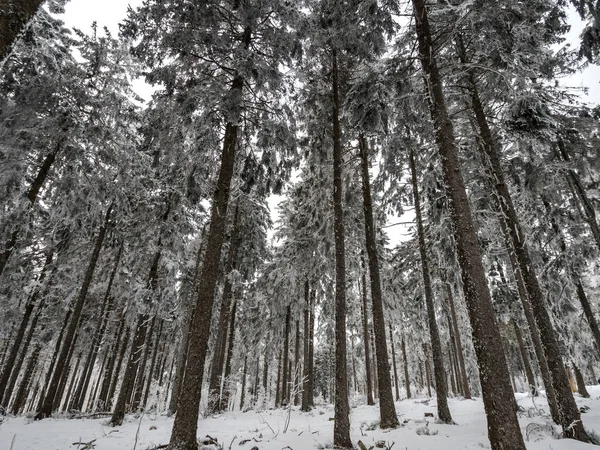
(2, 387, 600, 450)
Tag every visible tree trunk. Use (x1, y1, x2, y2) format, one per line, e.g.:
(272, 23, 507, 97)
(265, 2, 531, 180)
(360, 266, 374, 405)
(445, 285, 471, 399)
(512, 318, 537, 396)
(294, 319, 301, 406)
(36, 205, 112, 419)
(130, 315, 156, 411)
(110, 314, 149, 426)
(105, 326, 130, 410)
(142, 319, 163, 409)
(0, 250, 52, 403)
(11, 344, 41, 414)
(302, 280, 311, 411)
(168, 66, 247, 450)
(445, 312, 462, 396)
(208, 207, 241, 413)
(0, 144, 60, 276)
(331, 48, 352, 449)
(72, 243, 123, 411)
(573, 363, 590, 398)
(409, 146, 452, 423)
(411, 3, 525, 448)
(458, 35, 589, 441)
(282, 304, 291, 405)
(308, 290, 315, 407)
(219, 300, 237, 411)
(401, 336, 411, 399)
(98, 311, 127, 409)
(239, 355, 248, 411)
(358, 135, 399, 427)
(389, 325, 400, 402)
(275, 347, 282, 407)
(0, 0, 46, 60)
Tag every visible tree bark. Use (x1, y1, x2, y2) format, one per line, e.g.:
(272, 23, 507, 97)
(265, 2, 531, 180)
(512, 318, 537, 396)
(401, 336, 411, 399)
(219, 300, 237, 411)
(358, 135, 399, 428)
(36, 205, 112, 419)
(360, 265, 374, 405)
(302, 280, 312, 411)
(98, 311, 126, 409)
(0, 0, 45, 60)
(294, 319, 301, 406)
(409, 146, 452, 423)
(389, 324, 400, 402)
(282, 304, 291, 405)
(11, 344, 41, 414)
(411, 3, 525, 448)
(572, 363, 590, 398)
(331, 48, 352, 449)
(239, 355, 248, 411)
(208, 207, 241, 413)
(458, 36, 588, 441)
(168, 65, 247, 450)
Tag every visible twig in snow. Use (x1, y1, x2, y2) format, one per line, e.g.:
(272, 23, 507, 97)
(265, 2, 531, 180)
(133, 410, 146, 450)
(228, 435, 236, 450)
(9, 434, 16, 450)
(71, 439, 97, 450)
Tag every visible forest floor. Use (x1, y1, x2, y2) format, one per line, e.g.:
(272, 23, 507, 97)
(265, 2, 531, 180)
(2, 387, 600, 450)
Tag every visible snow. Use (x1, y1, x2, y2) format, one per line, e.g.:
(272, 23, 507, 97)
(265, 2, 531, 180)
(2, 388, 600, 450)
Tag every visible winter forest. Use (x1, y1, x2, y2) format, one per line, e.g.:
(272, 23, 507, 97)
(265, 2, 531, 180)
(1, 0, 600, 449)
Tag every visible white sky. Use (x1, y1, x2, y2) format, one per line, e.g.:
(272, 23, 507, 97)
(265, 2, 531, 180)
(59, 0, 600, 248)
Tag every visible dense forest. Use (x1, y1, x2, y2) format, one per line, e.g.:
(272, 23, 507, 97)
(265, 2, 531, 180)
(1, 0, 600, 449)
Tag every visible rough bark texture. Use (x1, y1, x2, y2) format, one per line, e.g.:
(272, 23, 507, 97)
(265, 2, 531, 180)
(512, 318, 537, 396)
(445, 285, 471, 399)
(461, 41, 589, 441)
(358, 135, 399, 428)
(294, 319, 301, 406)
(401, 336, 411, 399)
(302, 281, 312, 411)
(389, 325, 400, 401)
(167, 66, 246, 450)
(331, 49, 352, 449)
(36, 206, 111, 419)
(573, 363, 590, 398)
(281, 304, 291, 405)
(0, 0, 45, 60)
(360, 265, 374, 405)
(219, 300, 237, 411)
(411, 2, 525, 448)
(208, 207, 241, 413)
(409, 147, 452, 423)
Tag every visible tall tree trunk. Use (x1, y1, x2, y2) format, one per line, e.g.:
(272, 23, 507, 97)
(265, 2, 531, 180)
(445, 285, 471, 399)
(0, 144, 60, 276)
(411, 3, 525, 448)
(358, 135, 399, 428)
(302, 280, 312, 411)
(513, 319, 537, 396)
(360, 266, 374, 405)
(0, 250, 52, 403)
(208, 207, 241, 413)
(168, 65, 247, 450)
(11, 344, 41, 414)
(142, 319, 163, 408)
(36, 205, 112, 419)
(294, 319, 301, 406)
(331, 49, 352, 449)
(401, 336, 411, 399)
(275, 347, 282, 407)
(282, 304, 291, 405)
(110, 314, 149, 426)
(130, 315, 156, 411)
(239, 355, 248, 411)
(105, 326, 130, 411)
(308, 290, 315, 407)
(458, 36, 589, 441)
(219, 300, 237, 411)
(72, 243, 123, 411)
(389, 324, 400, 402)
(98, 311, 126, 410)
(409, 146, 452, 423)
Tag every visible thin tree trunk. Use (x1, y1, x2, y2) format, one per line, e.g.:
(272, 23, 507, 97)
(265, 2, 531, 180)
(208, 207, 241, 413)
(0, 250, 52, 403)
(11, 344, 41, 414)
(445, 312, 462, 396)
(401, 336, 411, 399)
(389, 325, 400, 402)
(130, 314, 156, 411)
(239, 356, 248, 411)
(72, 243, 123, 411)
(445, 285, 471, 399)
(458, 35, 588, 441)
(358, 135, 398, 427)
(308, 291, 315, 407)
(513, 318, 537, 396)
(168, 64, 248, 449)
(98, 311, 126, 409)
(331, 48, 352, 449)
(0, 144, 59, 276)
(409, 146, 452, 423)
(105, 326, 130, 410)
(36, 205, 112, 419)
(411, 3, 525, 448)
(302, 280, 311, 411)
(282, 304, 291, 405)
(142, 319, 163, 409)
(275, 347, 282, 407)
(219, 300, 237, 411)
(573, 363, 590, 398)
(294, 319, 301, 406)
(360, 267, 374, 405)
